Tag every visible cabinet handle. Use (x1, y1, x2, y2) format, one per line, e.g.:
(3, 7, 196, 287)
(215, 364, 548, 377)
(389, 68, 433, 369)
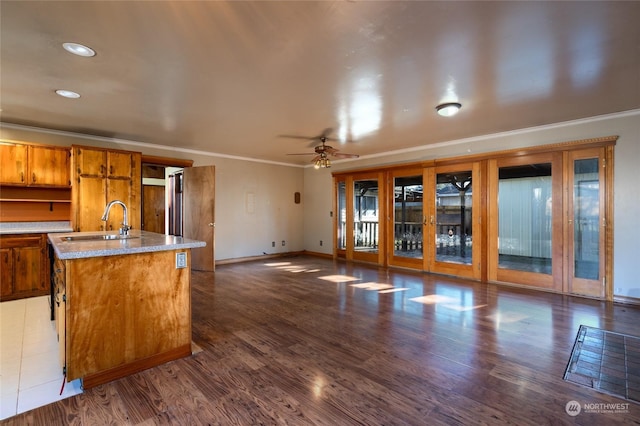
(20, 172, 24, 182)
(32, 172, 37, 183)
(110, 165, 114, 175)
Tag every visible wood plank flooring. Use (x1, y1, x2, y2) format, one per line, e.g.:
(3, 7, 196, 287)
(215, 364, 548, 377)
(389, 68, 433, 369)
(4, 254, 640, 425)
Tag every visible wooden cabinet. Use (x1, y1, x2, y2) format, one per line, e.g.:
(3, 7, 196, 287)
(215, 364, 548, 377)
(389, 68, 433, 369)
(71, 145, 141, 232)
(0, 234, 48, 301)
(0, 143, 70, 187)
(54, 249, 192, 388)
(0, 144, 28, 184)
(28, 145, 71, 186)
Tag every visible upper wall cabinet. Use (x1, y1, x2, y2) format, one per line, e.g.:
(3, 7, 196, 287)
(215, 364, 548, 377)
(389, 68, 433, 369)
(0, 143, 71, 187)
(71, 145, 141, 232)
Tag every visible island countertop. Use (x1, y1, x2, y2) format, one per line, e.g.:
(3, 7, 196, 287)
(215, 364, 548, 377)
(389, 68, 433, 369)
(48, 230, 206, 260)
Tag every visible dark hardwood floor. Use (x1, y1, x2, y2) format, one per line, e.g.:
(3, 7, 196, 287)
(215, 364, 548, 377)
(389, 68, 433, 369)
(4, 255, 640, 425)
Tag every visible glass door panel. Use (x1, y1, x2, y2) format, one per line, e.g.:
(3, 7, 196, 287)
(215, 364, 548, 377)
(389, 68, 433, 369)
(353, 178, 379, 256)
(428, 162, 481, 280)
(435, 171, 472, 265)
(567, 148, 605, 298)
(389, 172, 424, 269)
(497, 163, 552, 274)
(574, 159, 600, 280)
(337, 180, 347, 252)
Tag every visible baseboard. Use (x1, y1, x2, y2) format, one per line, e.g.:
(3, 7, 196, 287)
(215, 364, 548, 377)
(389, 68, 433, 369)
(215, 251, 306, 266)
(81, 344, 192, 389)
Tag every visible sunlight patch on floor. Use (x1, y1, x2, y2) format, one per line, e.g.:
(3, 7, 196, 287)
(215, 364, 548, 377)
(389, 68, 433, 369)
(378, 288, 410, 294)
(264, 262, 322, 273)
(486, 311, 531, 324)
(318, 275, 361, 283)
(409, 294, 487, 312)
(350, 282, 394, 291)
(411, 294, 458, 304)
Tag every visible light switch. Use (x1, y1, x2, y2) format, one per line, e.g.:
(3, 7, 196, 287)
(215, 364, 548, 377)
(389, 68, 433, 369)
(176, 252, 187, 269)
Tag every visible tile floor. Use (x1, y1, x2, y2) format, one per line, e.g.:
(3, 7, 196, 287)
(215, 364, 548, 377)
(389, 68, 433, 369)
(0, 296, 82, 420)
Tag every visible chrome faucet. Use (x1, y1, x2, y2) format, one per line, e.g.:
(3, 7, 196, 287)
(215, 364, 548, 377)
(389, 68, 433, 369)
(101, 200, 131, 235)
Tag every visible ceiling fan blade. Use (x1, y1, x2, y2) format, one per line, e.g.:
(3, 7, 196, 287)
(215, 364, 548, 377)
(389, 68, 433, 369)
(278, 134, 316, 140)
(287, 153, 316, 156)
(331, 152, 360, 159)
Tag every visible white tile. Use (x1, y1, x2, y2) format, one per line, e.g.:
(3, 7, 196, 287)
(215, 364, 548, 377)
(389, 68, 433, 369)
(16, 378, 82, 415)
(19, 350, 63, 390)
(0, 299, 25, 318)
(0, 296, 81, 420)
(0, 391, 17, 421)
(0, 340, 22, 363)
(0, 357, 21, 396)
(22, 327, 58, 358)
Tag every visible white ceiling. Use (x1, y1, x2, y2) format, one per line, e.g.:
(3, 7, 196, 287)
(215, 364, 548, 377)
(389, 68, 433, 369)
(1, 1, 639, 166)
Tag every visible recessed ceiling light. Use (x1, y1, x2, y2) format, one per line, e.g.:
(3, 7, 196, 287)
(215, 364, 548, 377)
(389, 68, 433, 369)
(55, 89, 81, 99)
(436, 102, 462, 117)
(62, 42, 95, 57)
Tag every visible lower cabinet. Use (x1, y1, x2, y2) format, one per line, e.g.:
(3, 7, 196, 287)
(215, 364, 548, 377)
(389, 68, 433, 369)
(53, 249, 192, 388)
(0, 234, 47, 301)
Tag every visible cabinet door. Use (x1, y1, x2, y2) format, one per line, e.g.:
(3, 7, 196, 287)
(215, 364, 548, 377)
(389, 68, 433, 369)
(108, 151, 133, 178)
(29, 146, 71, 186)
(0, 235, 46, 299)
(76, 176, 107, 231)
(0, 144, 28, 184)
(14, 244, 44, 294)
(74, 146, 106, 177)
(0, 248, 13, 298)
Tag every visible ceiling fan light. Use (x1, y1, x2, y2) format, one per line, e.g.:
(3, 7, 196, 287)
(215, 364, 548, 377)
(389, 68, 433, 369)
(436, 102, 461, 117)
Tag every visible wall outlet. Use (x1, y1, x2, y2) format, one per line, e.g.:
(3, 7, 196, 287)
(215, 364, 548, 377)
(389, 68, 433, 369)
(272, 241, 275, 247)
(176, 252, 187, 269)
(319, 240, 323, 246)
(281, 240, 286, 246)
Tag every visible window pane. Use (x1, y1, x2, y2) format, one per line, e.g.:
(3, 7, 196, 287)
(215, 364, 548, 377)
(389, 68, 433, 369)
(574, 158, 599, 280)
(436, 171, 472, 264)
(354, 179, 379, 253)
(337, 181, 346, 250)
(394, 176, 423, 259)
(498, 163, 552, 274)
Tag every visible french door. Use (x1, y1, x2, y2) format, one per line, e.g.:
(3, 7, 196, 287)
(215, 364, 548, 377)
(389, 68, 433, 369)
(335, 172, 385, 265)
(426, 162, 482, 279)
(388, 169, 425, 269)
(488, 153, 563, 290)
(566, 147, 608, 298)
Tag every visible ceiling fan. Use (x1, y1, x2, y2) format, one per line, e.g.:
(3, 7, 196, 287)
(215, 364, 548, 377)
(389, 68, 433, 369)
(282, 128, 359, 168)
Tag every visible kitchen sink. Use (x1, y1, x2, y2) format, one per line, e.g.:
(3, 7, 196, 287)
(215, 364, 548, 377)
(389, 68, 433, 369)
(61, 234, 140, 242)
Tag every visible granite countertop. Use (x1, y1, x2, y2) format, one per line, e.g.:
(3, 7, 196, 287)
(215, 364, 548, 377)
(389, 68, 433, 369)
(48, 230, 206, 260)
(0, 221, 73, 235)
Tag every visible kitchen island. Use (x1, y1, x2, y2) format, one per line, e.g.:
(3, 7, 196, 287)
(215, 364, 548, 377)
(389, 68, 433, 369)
(48, 230, 205, 388)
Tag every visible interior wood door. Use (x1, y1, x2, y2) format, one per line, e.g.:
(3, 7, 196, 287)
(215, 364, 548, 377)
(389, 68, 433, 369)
(183, 166, 215, 271)
(142, 185, 165, 233)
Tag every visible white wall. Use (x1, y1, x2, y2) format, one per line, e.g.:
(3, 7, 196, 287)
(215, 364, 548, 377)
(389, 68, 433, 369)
(0, 124, 305, 261)
(3, 109, 639, 297)
(304, 110, 640, 298)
